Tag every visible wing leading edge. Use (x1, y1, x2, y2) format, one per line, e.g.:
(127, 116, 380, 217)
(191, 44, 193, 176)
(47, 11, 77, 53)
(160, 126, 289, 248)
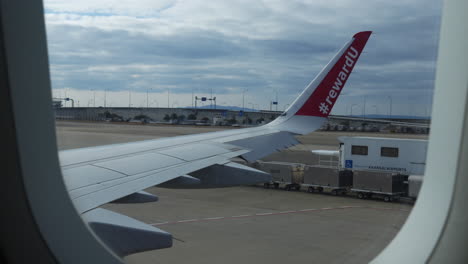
(61, 31, 372, 256)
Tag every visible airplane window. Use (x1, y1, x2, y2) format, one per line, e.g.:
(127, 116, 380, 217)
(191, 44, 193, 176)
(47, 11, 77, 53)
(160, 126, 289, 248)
(43, 0, 442, 263)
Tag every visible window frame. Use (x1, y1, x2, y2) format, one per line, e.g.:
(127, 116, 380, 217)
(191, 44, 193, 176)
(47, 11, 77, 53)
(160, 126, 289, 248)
(351, 145, 368, 155)
(1, 0, 467, 263)
(0, 1, 121, 263)
(380, 147, 399, 158)
(373, 1, 468, 262)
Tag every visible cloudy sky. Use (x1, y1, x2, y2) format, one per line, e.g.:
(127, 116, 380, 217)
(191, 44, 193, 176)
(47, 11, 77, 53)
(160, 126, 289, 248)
(44, 0, 442, 116)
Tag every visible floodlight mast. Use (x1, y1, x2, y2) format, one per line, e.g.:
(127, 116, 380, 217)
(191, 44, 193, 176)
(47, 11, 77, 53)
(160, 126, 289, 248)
(195, 96, 216, 109)
(54, 97, 75, 107)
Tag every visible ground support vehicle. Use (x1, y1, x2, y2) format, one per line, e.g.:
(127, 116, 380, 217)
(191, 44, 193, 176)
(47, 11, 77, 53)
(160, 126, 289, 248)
(351, 188, 404, 202)
(253, 161, 408, 202)
(304, 184, 348, 195)
(254, 161, 303, 191)
(351, 170, 406, 202)
(338, 136, 427, 175)
(302, 166, 352, 195)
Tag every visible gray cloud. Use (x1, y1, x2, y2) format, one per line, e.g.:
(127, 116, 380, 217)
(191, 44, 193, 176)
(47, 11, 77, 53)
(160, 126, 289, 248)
(45, 0, 442, 115)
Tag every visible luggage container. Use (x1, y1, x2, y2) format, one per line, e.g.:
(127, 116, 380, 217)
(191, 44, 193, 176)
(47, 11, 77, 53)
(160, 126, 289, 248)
(255, 161, 303, 190)
(351, 170, 406, 202)
(302, 166, 352, 195)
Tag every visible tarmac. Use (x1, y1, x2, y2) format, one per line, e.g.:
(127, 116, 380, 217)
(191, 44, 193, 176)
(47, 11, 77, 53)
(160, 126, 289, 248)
(55, 120, 422, 264)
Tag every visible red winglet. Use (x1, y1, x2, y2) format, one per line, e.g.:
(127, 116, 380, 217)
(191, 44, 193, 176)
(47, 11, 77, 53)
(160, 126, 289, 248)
(295, 31, 372, 117)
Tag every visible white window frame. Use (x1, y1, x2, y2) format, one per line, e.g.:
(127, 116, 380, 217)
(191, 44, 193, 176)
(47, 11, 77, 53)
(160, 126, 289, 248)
(1, 0, 467, 263)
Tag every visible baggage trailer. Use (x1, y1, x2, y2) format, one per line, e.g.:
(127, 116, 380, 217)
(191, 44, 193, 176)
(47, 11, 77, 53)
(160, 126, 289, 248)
(302, 166, 353, 195)
(254, 161, 303, 190)
(351, 170, 406, 202)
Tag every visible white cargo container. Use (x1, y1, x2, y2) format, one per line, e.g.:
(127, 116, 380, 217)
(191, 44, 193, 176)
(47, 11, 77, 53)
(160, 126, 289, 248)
(338, 136, 428, 175)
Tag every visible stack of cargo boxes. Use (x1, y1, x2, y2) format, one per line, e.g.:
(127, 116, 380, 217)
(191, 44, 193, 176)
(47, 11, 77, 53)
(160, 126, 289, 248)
(351, 171, 407, 201)
(251, 136, 427, 202)
(254, 161, 304, 190)
(302, 166, 352, 194)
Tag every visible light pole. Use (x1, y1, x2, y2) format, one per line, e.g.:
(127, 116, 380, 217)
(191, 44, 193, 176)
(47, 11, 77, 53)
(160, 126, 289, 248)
(128, 89, 132, 108)
(210, 88, 213, 109)
(167, 88, 170, 108)
(350, 104, 359, 116)
(64, 88, 68, 107)
(146, 88, 149, 108)
(104, 89, 107, 108)
(242, 89, 247, 111)
(363, 96, 367, 117)
(371, 105, 378, 116)
(387, 96, 393, 117)
(275, 89, 278, 111)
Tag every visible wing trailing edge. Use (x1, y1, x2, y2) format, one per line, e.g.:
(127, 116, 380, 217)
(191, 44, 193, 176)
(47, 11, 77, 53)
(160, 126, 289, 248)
(188, 162, 271, 187)
(111, 191, 159, 204)
(158, 175, 201, 188)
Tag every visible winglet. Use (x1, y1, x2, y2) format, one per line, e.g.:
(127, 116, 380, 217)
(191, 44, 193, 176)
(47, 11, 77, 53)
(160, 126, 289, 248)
(294, 31, 371, 117)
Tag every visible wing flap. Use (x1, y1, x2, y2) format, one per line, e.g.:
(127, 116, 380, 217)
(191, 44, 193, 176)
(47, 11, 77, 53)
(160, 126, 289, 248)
(83, 208, 172, 256)
(111, 191, 159, 204)
(66, 145, 251, 213)
(158, 143, 234, 161)
(158, 175, 201, 188)
(64, 165, 126, 192)
(189, 162, 271, 187)
(94, 152, 184, 175)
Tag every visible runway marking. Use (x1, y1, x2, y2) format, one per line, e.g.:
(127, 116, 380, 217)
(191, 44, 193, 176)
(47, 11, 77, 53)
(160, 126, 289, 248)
(150, 221, 169, 226)
(231, 214, 252, 218)
(204, 217, 225, 220)
(255, 212, 273, 216)
(338, 205, 361, 209)
(299, 208, 317, 212)
(150, 205, 411, 226)
(177, 219, 199, 223)
(278, 210, 295, 214)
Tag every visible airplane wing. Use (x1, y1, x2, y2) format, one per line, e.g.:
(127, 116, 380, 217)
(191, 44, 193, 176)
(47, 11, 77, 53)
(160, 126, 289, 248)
(60, 31, 372, 256)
